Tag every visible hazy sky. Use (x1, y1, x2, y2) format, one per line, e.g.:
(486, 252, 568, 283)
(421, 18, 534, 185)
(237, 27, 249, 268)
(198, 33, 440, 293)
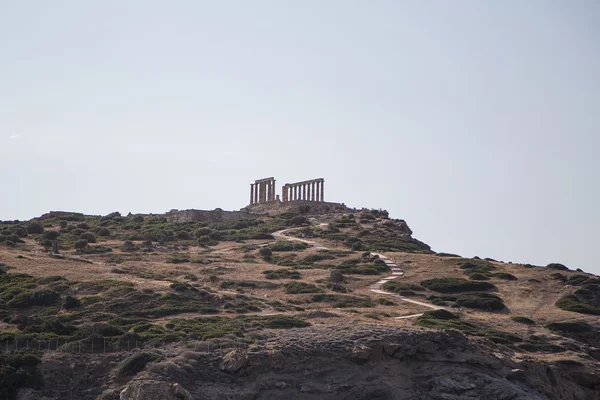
(1, 1, 599, 273)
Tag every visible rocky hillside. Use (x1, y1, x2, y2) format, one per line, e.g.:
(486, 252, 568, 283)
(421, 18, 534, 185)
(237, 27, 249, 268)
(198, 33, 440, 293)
(0, 207, 598, 399)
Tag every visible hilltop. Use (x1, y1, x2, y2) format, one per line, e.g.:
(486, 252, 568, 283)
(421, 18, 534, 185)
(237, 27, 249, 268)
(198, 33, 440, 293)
(0, 206, 598, 399)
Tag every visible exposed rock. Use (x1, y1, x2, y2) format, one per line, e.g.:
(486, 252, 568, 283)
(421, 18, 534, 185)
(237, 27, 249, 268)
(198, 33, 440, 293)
(120, 381, 194, 400)
(219, 349, 247, 373)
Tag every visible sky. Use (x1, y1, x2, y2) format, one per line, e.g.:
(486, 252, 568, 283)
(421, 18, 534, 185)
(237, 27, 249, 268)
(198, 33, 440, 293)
(1, 1, 599, 273)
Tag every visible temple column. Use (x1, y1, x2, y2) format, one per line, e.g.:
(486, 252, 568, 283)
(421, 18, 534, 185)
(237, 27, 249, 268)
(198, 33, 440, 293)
(250, 184, 254, 204)
(315, 182, 320, 202)
(302, 184, 307, 201)
(311, 182, 315, 201)
(320, 181, 324, 201)
(272, 180, 276, 201)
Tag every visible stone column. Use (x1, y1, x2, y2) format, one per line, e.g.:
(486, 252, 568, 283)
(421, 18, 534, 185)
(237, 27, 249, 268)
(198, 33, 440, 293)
(272, 180, 276, 201)
(311, 182, 315, 201)
(315, 182, 320, 202)
(302, 184, 306, 201)
(250, 184, 254, 204)
(320, 180, 324, 202)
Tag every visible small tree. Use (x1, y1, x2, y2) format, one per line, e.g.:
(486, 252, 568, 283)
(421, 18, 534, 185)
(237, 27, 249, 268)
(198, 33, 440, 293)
(44, 231, 60, 241)
(97, 228, 111, 237)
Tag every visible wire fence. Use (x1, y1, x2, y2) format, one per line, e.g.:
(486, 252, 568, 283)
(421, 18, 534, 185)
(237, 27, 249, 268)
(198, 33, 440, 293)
(0, 338, 250, 355)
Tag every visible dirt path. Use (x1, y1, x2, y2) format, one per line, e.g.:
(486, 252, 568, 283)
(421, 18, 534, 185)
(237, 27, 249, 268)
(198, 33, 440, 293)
(272, 227, 442, 319)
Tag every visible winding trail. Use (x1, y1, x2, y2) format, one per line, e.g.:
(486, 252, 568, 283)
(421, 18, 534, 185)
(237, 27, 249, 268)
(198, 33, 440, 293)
(273, 226, 442, 319)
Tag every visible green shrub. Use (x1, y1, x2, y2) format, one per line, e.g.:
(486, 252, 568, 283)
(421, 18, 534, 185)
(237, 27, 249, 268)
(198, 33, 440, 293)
(27, 222, 44, 234)
(283, 282, 322, 294)
(511, 316, 535, 325)
(263, 269, 301, 280)
(545, 321, 592, 334)
(420, 278, 495, 293)
(491, 273, 517, 281)
(377, 298, 396, 306)
(567, 275, 589, 285)
(454, 292, 505, 311)
(381, 281, 424, 296)
(269, 241, 308, 252)
(425, 309, 460, 320)
(11, 226, 28, 238)
(468, 273, 490, 280)
(74, 239, 88, 250)
(63, 295, 81, 309)
(43, 231, 60, 240)
(547, 263, 569, 271)
(258, 247, 273, 261)
(120, 240, 135, 252)
(415, 310, 476, 332)
(555, 294, 600, 315)
(116, 352, 163, 378)
(262, 315, 310, 329)
(550, 272, 567, 282)
(0, 350, 42, 399)
(97, 228, 111, 237)
(310, 294, 374, 308)
(329, 270, 344, 283)
(194, 227, 213, 238)
(80, 232, 96, 243)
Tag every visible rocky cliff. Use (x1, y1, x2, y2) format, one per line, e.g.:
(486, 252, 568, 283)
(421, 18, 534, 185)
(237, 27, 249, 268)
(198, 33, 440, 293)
(28, 325, 599, 400)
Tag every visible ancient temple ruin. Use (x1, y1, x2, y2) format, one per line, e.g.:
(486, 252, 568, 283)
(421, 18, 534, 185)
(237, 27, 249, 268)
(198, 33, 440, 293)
(249, 177, 325, 204)
(282, 178, 324, 202)
(249, 177, 277, 204)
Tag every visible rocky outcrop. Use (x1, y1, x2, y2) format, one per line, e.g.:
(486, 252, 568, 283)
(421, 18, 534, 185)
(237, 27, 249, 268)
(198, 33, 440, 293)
(120, 381, 193, 400)
(20, 325, 600, 400)
(165, 208, 251, 223)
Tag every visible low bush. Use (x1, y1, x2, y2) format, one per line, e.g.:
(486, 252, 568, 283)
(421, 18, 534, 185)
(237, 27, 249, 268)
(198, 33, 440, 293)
(381, 281, 425, 296)
(120, 240, 135, 252)
(310, 294, 374, 308)
(420, 278, 495, 293)
(0, 350, 42, 399)
(567, 275, 590, 285)
(454, 292, 505, 311)
(262, 315, 310, 329)
(269, 241, 308, 252)
(95, 227, 109, 237)
(27, 222, 44, 234)
(63, 295, 81, 309)
(468, 273, 490, 281)
(74, 239, 88, 250)
(511, 316, 535, 325)
(263, 269, 301, 280)
(256, 247, 273, 262)
(491, 273, 518, 281)
(545, 321, 592, 334)
(415, 310, 476, 332)
(80, 232, 97, 243)
(547, 263, 569, 271)
(283, 282, 322, 294)
(116, 352, 163, 378)
(329, 270, 344, 283)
